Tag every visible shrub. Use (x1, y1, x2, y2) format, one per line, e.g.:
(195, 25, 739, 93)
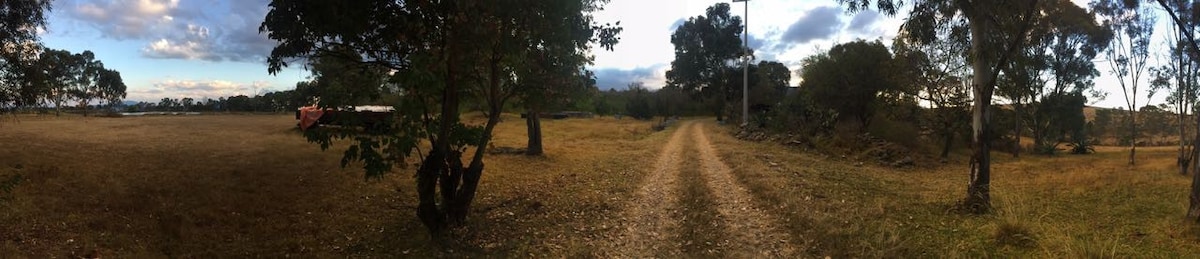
(769, 90, 838, 137)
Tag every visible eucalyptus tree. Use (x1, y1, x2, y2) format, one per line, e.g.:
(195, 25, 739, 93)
(841, 0, 1044, 212)
(35, 49, 77, 116)
(1150, 0, 1200, 221)
(1092, 0, 1155, 165)
(893, 26, 972, 159)
(665, 3, 744, 122)
(69, 51, 106, 116)
(0, 0, 52, 110)
(94, 68, 125, 109)
(1002, 1, 1109, 155)
(1149, 3, 1200, 174)
(261, 0, 620, 235)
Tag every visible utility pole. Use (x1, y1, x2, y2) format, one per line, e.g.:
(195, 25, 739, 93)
(733, 0, 749, 125)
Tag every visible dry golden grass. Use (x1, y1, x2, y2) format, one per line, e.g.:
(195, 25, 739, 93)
(4, 114, 1200, 257)
(0, 113, 667, 257)
(703, 120, 1200, 257)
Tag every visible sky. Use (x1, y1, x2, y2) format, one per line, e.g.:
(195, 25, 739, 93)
(36, 0, 1178, 109)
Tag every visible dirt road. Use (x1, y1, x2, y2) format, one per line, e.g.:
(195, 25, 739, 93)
(599, 120, 795, 257)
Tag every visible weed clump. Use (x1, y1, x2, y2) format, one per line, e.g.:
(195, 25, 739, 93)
(994, 221, 1037, 248)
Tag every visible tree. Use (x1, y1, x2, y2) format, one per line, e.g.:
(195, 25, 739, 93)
(181, 97, 194, 112)
(664, 3, 744, 121)
(841, 0, 1045, 212)
(997, 1, 1109, 156)
(95, 69, 126, 109)
(800, 40, 899, 131)
(515, 56, 597, 156)
(893, 27, 972, 159)
(624, 82, 653, 120)
(261, 0, 619, 236)
(0, 0, 52, 110)
(746, 61, 790, 126)
(158, 98, 176, 111)
(1139, 104, 1172, 143)
(1093, 0, 1155, 165)
(1150, 0, 1200, 221)
(68, 51, 112, 116)
(303, 47, 390, 108)
(1149, 3, 1199, 174)
(1036, 91, 1088, 154)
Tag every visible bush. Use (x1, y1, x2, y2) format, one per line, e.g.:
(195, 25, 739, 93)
(624, 84, 654, 120)
(769, 90, 837, 137)
(867, 117, 920, 148)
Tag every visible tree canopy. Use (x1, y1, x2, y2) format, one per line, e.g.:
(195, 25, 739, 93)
(261, 0, 620, 235)
(800, 40, 900, 129)
(665, 3, 744, 120)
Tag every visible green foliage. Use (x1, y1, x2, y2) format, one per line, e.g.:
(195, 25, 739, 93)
(593, 93, 615, 116)
(1, 47, 125, 115)
(769, 90, 838, 137)
(800, 40, 899, 130)
(1031, 91, 1087, 155)
(624, 83, 654, 120)
(305, 47, 391, 109)
(0, 0, 52, 109)
(1067, 133, 1097, 154)
(262, 0, 621, 233)
(665, 3, 744, 118)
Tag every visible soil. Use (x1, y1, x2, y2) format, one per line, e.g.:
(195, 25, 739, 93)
(596, 121, 796, 257)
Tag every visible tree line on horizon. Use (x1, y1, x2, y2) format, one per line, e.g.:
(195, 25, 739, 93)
(1, 46, 127, 116)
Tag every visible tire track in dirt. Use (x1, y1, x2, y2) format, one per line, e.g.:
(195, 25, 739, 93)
(692, 122, 797, 257)
(598, 121, 693, 258)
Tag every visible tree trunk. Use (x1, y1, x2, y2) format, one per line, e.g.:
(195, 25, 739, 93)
(963, 14, 993, 213)
(1181, 105, 1189, 175)
(1130, 110, 1137, 166)
(1013, 102, 1021, 157)
(1191, 111, 1200, 219)
(941, 131, 954, 159)
(416, 149, 447, 235)
(525, 107, 544, 156)
(415, 39, 465, 236)
(448, 56, 508, 225)
(1190, 126, 1200, 219)
(1190, 159, 1200, 220)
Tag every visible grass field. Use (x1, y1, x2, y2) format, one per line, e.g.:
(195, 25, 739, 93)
(2, 114, 1200, 257)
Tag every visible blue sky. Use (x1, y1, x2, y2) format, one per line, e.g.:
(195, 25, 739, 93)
(38, 0, 1171, 109)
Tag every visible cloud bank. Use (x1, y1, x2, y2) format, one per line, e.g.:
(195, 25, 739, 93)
(127, 79, 275, 101)
(61, 0, 276, 62)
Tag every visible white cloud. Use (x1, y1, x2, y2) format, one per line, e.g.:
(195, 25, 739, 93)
(142, 23, 220, 60)
(128, 79, 276, 100)
(143, 38, 211, 60)
(60, 0, 275, 62)
(67, 0, 182, 39)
